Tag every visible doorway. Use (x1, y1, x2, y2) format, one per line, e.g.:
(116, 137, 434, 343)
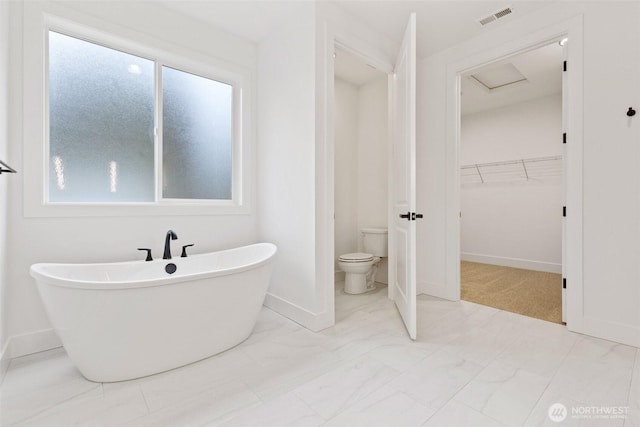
(326, 13, 418, 339)
(332, 46, 390, 321)
(458, 40, 566, 324)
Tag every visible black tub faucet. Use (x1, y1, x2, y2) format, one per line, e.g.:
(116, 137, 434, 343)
(137, 248, 153, 262)
(163, 230, 178, 259)
(181, 244, 194, 258)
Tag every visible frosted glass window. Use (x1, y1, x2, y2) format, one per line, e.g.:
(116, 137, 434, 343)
(45, 30, 244, 210)
(162, 66, 233, 200)
(48, 31, 155, 202)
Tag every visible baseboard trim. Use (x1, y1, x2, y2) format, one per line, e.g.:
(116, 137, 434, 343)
(263, 292, 331, 332)
(5, 328, 62, 360)
(417, 281, 458, 301)
(0, 328, 62, 384)
(581, 316, 640, 348)
(0, 339, 10, 385)
(461, 252, 562, 274)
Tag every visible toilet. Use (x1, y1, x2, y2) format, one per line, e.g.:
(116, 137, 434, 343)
(338, 228, 388, 294)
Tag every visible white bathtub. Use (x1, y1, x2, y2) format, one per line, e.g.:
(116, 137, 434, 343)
(30, 243, 277, 382)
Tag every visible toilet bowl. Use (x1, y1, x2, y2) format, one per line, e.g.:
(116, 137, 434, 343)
(338, 253, 381, 294)
(338, 228, 388, 295)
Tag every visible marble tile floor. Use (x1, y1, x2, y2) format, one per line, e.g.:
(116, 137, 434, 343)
(1, 283, 639, 427)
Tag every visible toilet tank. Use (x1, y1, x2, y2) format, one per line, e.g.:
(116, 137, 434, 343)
(361, 228, 388, 257)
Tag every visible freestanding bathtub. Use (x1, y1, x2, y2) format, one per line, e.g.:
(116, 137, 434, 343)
(30, 243, 277, 382)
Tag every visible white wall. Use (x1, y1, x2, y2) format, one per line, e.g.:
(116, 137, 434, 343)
(5, 0, 259, 358)
(0, 0, 10, 371)
(418, 1, 640, 347)
(257, 4, 319, 326)
(461, 95, 562, 272)
(334, 78, 359, 271)
(334, 75, 388, 283)
(357, 76, 389, 233)
(356, 76, 388, 283)
(461, 95, 562, 164)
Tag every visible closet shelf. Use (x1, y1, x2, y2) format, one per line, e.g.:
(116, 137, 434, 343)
(460, 155, 562, 184)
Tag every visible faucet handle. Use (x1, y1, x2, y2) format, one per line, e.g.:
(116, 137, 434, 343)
(181, 244, 194, 258)
(137, 248, 153, 262)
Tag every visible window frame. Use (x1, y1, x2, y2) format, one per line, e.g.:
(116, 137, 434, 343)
(24, 11, 253, 217)
(155, 62, 241, 205)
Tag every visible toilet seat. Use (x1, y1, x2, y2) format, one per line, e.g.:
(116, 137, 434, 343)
(338, 252, 373, 263)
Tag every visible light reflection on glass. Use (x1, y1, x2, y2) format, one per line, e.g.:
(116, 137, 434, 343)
(109, 161, 118, 193)
(127, 64, 142, 75)
(53, 156, 65, 190)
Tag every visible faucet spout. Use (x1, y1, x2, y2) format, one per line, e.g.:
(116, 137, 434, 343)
(163, 230, 178, 259)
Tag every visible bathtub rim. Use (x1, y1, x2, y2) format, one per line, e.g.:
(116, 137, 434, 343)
(30, 242, 277, 291)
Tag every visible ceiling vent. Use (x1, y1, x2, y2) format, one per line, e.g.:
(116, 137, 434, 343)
(477, 6, 513, 26)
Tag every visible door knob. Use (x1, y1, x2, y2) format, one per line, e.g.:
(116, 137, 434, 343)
(400, 212, 422, 221)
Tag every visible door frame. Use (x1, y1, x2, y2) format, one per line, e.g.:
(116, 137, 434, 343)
(319, 22, 395, 329)
(445, 16, 584, 332)
(457, 38, 567, 318)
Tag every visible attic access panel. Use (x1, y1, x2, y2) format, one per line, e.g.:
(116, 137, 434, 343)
(470, 62, 527, 90)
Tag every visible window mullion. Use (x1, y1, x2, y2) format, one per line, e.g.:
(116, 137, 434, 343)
(155, 60, 163, 203)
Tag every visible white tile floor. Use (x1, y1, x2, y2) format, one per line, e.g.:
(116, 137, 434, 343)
(1, 283, 639, 427)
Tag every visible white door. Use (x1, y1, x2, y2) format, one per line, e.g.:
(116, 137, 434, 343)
(389, 13, 418, 340)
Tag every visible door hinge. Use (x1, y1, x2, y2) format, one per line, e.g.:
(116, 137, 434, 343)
(563, 133, 567, 144)
(563, 278, 567, 289)
(563, 61, 567, 72)
(563, 206, 566, 217)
